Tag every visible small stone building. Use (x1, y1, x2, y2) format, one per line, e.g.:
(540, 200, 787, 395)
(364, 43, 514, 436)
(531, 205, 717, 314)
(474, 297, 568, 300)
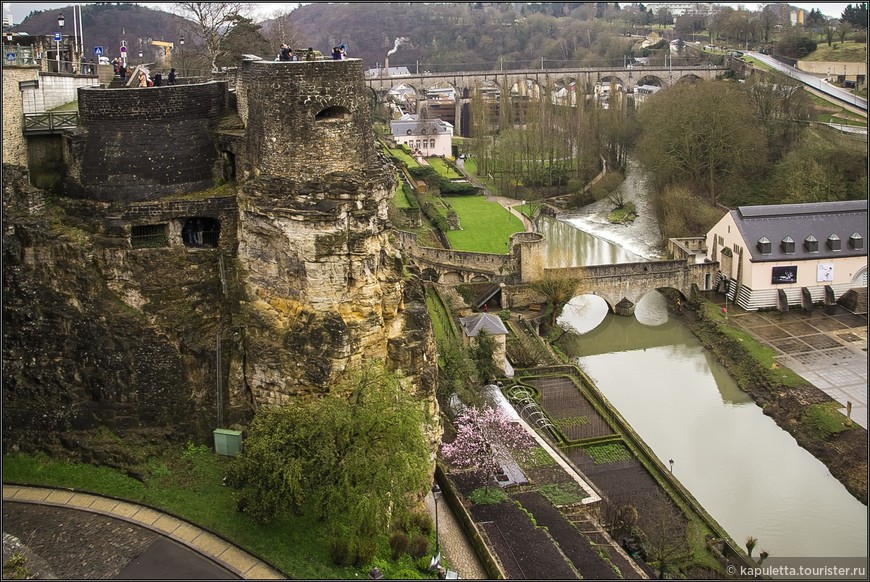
(459, 312, 509, 375)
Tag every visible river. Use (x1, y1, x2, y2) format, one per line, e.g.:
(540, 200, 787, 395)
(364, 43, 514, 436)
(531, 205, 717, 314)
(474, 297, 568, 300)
(539, 158, 868, 562)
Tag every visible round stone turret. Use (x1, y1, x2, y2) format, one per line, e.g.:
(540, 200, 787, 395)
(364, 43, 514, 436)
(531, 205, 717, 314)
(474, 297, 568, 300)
(235, 59, 403, 400)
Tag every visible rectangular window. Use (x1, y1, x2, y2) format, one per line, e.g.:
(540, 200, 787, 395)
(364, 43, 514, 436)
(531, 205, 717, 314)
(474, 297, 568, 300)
(733, 244, 740, 254)
(430, 139, 436, 148)
(131, 224, 168, 249)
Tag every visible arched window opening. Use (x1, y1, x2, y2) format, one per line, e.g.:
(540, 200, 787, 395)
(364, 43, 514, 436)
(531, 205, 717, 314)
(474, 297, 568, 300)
(182, 217, 221, 248)
(315, 106, 351, 121)
(131, 224, 168, 249)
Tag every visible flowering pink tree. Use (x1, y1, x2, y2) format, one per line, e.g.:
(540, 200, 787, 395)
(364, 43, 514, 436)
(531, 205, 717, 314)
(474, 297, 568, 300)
(441, 405, 536, 491)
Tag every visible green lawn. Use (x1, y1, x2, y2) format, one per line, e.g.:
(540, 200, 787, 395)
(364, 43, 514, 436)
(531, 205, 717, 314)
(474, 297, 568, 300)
(393, 173, 414, 208)
(444, 195, 523, 253)
(426, 157, 462, 179)
(3, 449, 436, 580)
(387, 147, 420, 168)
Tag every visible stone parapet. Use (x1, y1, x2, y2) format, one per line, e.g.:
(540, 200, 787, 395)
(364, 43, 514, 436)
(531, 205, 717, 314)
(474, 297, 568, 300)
(69, 82, 227, 201)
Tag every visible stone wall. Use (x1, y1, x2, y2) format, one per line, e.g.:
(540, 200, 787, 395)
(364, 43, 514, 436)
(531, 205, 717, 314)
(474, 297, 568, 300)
(70, 81, 227, 201)
(1, 66, 38, 167)
(1, 194, 238, 455)
(21, 72, 100, 113)
(242, 59, 380, 179)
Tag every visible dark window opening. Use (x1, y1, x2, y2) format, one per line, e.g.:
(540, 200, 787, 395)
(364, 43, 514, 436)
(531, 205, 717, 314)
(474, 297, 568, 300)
(131, 224, 168, 249)
(182, 217, 221, 248)
(315, 106, 351, 120)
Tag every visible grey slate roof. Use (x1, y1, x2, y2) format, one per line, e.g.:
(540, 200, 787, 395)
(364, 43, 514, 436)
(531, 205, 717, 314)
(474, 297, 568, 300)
(732, 200, 867, 262)
(390, 114, 453, 137)
(459, 313, 509, 337)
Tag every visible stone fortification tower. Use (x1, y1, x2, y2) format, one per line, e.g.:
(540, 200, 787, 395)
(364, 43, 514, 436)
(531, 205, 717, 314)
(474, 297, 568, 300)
(235, 59, 405, 402)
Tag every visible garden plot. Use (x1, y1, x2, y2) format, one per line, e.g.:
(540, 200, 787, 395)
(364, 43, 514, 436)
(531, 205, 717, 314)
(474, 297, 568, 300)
(524, 376, 616, 440)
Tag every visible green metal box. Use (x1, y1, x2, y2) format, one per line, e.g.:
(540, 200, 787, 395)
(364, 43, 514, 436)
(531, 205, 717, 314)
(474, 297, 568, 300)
(213, 428, 243, 457)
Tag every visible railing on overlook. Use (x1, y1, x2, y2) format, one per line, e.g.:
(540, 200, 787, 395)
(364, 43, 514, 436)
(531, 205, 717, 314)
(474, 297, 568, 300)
(23, 111, 79, 135)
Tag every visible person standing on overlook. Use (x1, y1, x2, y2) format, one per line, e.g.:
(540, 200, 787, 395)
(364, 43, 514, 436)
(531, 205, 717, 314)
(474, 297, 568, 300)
(168, 68, 176, 85)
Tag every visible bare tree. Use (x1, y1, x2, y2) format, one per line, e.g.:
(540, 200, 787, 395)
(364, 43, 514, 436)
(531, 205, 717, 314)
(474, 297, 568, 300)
(636, 491, 693, 579)
(262, 9, 303, 54)
(173, 2, 254, 72)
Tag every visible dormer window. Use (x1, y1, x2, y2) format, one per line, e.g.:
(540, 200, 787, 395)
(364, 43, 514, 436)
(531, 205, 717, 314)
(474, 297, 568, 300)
(781, 236, 795, 254)
(827, 234, 841, 251)
(804, 235, 818, 253)
(849, 233, 864, 250)
(757, 236, 771, 254)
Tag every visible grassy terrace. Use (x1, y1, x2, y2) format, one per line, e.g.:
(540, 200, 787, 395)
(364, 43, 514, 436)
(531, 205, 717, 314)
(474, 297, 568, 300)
(386, 146, 420, 168)
(444, 195, 523, 254)
(393, 173, 415, 208)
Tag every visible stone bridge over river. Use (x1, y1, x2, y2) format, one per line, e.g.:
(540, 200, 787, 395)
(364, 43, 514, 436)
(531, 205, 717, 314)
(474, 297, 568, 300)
(544, 260, 719, 315)
(394, 230, 719, 315)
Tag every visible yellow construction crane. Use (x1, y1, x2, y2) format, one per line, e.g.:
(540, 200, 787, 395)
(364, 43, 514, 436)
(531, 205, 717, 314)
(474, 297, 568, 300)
(150, 40, 174, 67)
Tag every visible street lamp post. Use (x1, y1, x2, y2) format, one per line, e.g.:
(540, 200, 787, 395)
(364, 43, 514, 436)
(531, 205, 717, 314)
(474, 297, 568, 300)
(179, 35, 184, 78)
(57, 13, 65, 72)
(429, 483, 442, 573)
(669, 459, 674, 473)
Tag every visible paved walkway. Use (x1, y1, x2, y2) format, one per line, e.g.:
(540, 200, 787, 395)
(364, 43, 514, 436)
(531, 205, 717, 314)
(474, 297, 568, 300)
(2, 485, 286, 579)
(424, 487, 488, 579)
(705, 293, 868, 428)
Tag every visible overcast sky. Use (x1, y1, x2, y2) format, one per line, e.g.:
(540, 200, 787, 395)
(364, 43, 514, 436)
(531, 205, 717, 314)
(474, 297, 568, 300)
(3, 2, 856, 27)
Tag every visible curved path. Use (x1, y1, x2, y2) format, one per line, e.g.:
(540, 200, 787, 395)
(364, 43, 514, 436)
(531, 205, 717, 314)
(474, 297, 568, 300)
(2, 485, 286, 579)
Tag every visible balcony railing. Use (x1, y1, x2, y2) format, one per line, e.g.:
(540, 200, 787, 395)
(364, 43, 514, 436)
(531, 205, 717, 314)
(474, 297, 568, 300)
(22, 111, 79, 135)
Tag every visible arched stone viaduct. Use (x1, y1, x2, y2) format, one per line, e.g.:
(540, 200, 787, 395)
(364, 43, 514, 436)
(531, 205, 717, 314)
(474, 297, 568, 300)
(366, 65, 724, 97)
(366, 65, 725, 134)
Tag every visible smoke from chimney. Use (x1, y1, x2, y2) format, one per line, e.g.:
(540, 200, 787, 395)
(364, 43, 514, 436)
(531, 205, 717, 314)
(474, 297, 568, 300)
(387, 37, 408, 57)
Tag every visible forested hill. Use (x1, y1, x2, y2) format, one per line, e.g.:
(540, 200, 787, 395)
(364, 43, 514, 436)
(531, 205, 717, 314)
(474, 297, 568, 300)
(12, 3, 187, 63)
(284, 2, 641, 70)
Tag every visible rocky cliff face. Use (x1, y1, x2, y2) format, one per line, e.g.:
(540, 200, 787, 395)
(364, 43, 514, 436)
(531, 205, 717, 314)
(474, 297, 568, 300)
(2, 60, 440, 465)
(232, 59, 417, 402)
(1, 189, 229, 460)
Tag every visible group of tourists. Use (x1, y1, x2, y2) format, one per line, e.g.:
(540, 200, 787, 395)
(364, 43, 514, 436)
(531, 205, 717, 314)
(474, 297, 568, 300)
(277, 44, 321, 62)
(331, 44, 347, 59)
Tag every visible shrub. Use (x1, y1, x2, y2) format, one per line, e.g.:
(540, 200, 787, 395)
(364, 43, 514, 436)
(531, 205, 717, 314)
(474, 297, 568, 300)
(468, 486, 508, 505)
(330, 537, 351, 566)
(775, 34, 818, 58)
(409, 510, 433, 534)
(390, 532, 410, 560)
(408, 533, 430, 559)
(354, 536, 378, 566)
